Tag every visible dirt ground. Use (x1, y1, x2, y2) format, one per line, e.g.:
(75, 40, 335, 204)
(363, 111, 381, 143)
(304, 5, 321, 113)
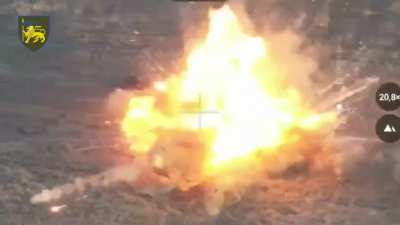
(1, 0, 400, 225)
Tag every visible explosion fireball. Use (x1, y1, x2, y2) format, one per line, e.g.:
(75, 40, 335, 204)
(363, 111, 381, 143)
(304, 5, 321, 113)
(121, 5, 337, 213)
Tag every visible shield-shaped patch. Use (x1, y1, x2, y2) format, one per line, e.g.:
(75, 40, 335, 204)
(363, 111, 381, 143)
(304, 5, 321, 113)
(18, 16, 49, 51)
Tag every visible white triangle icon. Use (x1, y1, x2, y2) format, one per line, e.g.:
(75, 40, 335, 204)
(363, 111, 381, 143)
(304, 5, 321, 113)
(384, 124, 393, 133)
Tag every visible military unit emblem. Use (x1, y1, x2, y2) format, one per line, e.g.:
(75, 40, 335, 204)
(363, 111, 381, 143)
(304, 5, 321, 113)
(18, 16, 49, 51)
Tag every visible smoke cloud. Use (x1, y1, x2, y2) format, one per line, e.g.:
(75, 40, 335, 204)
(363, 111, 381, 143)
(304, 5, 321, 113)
(31, 164, 143, 204)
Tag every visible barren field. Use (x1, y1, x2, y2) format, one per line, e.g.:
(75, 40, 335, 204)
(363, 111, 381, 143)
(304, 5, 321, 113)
(1, 0, 400, 225)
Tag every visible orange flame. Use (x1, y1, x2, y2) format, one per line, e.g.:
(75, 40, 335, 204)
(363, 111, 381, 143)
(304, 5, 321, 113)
(122, 6, 336, 180)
